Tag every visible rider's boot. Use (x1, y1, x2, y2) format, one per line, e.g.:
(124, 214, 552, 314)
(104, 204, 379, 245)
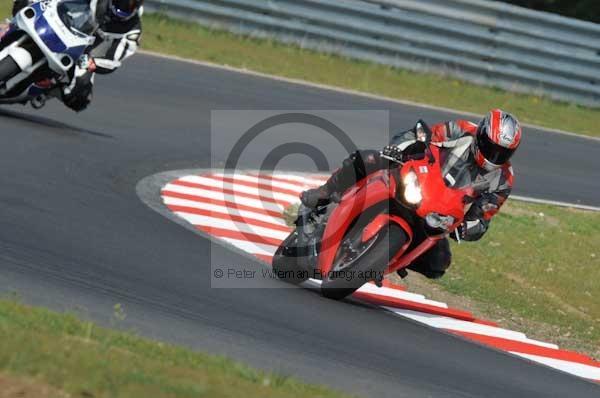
(300, 165, 355, 208)
(300, 151, 369, 208)
(300, 185, 331, 209)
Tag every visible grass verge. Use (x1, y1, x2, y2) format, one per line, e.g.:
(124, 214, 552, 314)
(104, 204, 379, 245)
(285, 200, 600, 358)
(434, 200, 600, 358)
(140, 12, 600, 138)
(0, 299, 346, 398)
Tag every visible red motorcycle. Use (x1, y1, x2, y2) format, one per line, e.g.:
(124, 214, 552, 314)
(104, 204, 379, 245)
(273, 122, 481, 300)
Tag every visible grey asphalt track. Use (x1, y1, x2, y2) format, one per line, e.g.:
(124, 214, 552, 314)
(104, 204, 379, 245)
(0, 53, 599, 397)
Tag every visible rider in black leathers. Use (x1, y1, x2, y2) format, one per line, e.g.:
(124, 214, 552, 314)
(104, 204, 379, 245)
(12, 0, 143, 111)
(301, 110, 522, 279)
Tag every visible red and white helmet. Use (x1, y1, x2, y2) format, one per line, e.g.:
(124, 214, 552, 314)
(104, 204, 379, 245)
(475, 109, 522, 170)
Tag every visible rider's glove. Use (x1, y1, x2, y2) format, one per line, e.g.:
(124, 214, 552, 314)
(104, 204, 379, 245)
(77, 54, 96, 73)
(382, 142, 427, 163)
(64, 55, 95, 97)
(451, 219, 488, 242)
(382, 145, 404, 163)
(62, 59, 94, 112)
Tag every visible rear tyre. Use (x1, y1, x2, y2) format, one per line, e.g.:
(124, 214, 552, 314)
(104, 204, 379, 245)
(0, 56, 20, 83)
(321, 223, 407, 300)
(272, 232, 310, 285)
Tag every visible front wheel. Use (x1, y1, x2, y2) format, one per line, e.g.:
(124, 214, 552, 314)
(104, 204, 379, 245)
(272, 231, 311, 285)
(321, 223, 408, 300)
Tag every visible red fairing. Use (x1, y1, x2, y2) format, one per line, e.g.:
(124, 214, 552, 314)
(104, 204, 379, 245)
(387, 236, 440, 274)
(318, 170, 400, 275)
(406, 147, 470, 229)
(361, 214, 390, 244)
(318, 145, 475, 279)
(361, 213, 412, 244)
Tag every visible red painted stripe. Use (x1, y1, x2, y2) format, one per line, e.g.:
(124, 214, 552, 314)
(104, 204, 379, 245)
(169, 180, 292, 207)
(310, 175, 329, 182)
(210, 174, 303, 197)
(352, 291, 476, 322)
(161, 190, 284, 219)
(450, 331, 600, 368)
(381, 280, 407, 291)
(166, 204, 291, 233)
(196, 225, 283, 247)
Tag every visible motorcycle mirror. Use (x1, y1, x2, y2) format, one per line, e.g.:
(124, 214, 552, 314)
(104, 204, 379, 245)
(414, 119, 433, 142)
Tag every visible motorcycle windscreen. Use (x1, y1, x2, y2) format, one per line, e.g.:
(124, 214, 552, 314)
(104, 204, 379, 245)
(57, 0, 97, 36)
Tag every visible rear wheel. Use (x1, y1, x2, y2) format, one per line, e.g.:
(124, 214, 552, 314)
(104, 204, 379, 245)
(321, 223, 407, 300)
(0, 56, 20, 83)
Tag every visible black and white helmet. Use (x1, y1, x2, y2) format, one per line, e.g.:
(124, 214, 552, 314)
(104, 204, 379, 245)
(109, 0, 143, 21)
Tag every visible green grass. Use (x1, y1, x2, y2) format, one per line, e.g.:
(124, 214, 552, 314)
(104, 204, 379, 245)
(284, 200, 600, 356)
(440, 201, 600, 354)
(140, 12, 600, 138)
(0, 299, 347, 398)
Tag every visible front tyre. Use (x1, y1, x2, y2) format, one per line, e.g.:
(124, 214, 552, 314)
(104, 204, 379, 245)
(272, 232, 310, 285)
(321, 223, 407, 300)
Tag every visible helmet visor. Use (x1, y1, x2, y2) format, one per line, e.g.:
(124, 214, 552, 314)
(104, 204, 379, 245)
(111, 0, 138, 19)
(477, 127, 515, 165)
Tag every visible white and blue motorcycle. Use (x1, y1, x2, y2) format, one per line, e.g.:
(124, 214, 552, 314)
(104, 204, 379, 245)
(0, 0, 96, 108)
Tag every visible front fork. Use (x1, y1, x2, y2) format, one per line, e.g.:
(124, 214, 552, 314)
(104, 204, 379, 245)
(0, 24, 50, 93)
(294, 204, 324, 273)
(386, 235, 444, 275)
(360, 212, 447, 275)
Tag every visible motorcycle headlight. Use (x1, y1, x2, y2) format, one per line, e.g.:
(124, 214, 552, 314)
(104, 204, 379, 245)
(425, 213, 455, 230)
(403, 171, 422, 205)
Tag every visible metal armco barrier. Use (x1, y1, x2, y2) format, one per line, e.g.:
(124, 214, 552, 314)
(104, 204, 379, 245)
(145, 0, 600, 106)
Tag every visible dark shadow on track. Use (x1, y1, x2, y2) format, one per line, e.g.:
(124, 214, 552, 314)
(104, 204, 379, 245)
(0, 108, 113, 138)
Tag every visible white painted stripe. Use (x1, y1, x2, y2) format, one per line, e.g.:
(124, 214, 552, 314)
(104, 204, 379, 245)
(302, 279, 448, 308)
(178, 175, 300, 203)
(357, 282, 449, 309)
(220, 237, 279, 256)
(268, 173, 328, 187)
(511, 195, 600, 212)
(162, 183, 285, 213)
(213, 172, 309, 194)
(173, 212, 289, 241)
(512, 352, 600, 380)
(303, 278, 322, 288)
(386, 308, 559, 350)
(163, 196, 288, 226)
